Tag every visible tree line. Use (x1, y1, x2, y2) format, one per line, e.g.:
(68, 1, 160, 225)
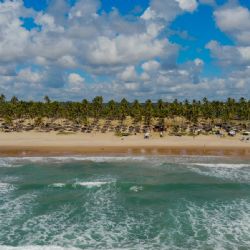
(0, 94, 249, 124)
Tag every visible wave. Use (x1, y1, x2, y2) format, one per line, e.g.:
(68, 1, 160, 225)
(48, 181, 115, 189)
(0, 156, 150, 168)
(1, 177, 250, 249)
(2, 198, 249, 250)
(188, 163, 250, 182)
(0, 158, 21, 168)
(0, 182, 15, 194)
(73, 181, 113, 188)
(1, 155, 248, 169)
(0, 246, 81, 250)
(48, 183, 66, 188)
(193, 163, 250, 168)
(129, 185, 143, 192)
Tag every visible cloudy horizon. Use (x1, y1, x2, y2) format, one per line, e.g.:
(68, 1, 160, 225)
(0, 0, 249, 102)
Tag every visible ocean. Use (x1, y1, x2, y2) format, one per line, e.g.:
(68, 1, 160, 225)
(0, 156, 249, 250)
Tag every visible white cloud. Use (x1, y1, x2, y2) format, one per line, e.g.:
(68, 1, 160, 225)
(86, 34, 171, 65)
(141, 7, 157, 21)
(194, 58, 204, 67)
(214, 5, 250, 46)
(142, 60, 160, 72)
(238, 47, 250, 62)
(57, 55, 77, 68)
(0, 0, 249, 101)
(147, 0, 198, 22)
(119, 66, 137, 82)
(214, 6, 250, 32)
(0, 0, 30, 62)
(206, 41, 250, 67)
(176, 0, 198, 12)
(18, 68, 42, 83)
(68, 73, 85, 85)
(69, 0, 99, 19)
(67, 73, 85, 92)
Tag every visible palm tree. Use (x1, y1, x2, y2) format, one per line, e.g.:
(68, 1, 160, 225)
(44, 96, 51, 104)
(92, 96, 103, 118)
(10, 96, 18, 104)
(156, 99, 165, 118)
(131, 100, 142, 124)
(0, 94, 6, 103)
(118, 98, 129, 123)
(106, 99, 117, 120)
(82, 99, 89, 117)
(144, 99, 154, 126)
(0, 93, 248, 132)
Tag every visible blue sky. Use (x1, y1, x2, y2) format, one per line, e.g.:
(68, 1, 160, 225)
(0, 0, 250, 101)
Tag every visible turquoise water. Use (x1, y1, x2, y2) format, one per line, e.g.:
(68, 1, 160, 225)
(0, 156, 250, 250)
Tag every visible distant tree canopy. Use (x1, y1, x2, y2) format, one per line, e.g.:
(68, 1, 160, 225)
(0, 95, 249, 123)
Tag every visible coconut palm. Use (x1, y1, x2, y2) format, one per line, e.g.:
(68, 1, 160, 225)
(131, 100, 142, 124)
(0, 94, 6, 103)
(144, 99, 154, 126)
(92, 96, 103, 118)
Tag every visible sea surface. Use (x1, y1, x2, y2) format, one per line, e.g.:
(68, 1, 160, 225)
(0, 156, 250, 250)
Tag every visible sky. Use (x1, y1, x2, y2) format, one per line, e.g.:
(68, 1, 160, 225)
(0, 0, 250, 101)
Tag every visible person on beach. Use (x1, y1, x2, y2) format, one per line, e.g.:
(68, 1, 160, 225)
(144, 132, 150, 139)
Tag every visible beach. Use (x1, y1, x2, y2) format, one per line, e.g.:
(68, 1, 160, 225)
(0, 132, 249, 157)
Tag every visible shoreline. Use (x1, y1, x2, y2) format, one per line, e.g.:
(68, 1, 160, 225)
(0, 145, 249, 158)
(0, 132, 249, 158)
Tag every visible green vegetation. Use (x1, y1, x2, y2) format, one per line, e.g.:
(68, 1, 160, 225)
(0, 95, 249, 122)
(0, 94, 249, 135)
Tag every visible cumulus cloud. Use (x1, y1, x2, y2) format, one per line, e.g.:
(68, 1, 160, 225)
(118, 66, 138, 82)
(18, 68, 42, 83)
(142, 60, 161, 72)
(214, 5, 250, 46)
(0, 0, 182, 100)
(145, 0, 198, 23)
(67, 73, 85, 92)
(176, 0, 198, 12)
(0, 0, 248, 101)
(0, 0, 30, 63)
(87, 34, 170, 66)
(214, 6, 250, 32)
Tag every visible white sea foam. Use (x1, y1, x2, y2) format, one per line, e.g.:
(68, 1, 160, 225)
(188, 163, 250, 182)
(49, 183, 66, 188)
(0, 158, 21, 168)
(193, 163, 250, 168)
(174, 199, 250, 249)
(0, 156, 150, 168)
(0, 182, 15, 194)
(73, 181, 113, 188)
(129, 185, 143, 192)
(48, 180, 115, 189)
(0, 246, 81, 250)
(2, 155, 244, 169)
(1, 179, 249, 250)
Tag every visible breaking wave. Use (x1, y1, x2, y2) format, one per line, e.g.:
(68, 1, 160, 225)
(0, 182, 15, 194)
(0, 247, 81, 250)
(188, 163, 250, 182)
(0, 156, 250, 249)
